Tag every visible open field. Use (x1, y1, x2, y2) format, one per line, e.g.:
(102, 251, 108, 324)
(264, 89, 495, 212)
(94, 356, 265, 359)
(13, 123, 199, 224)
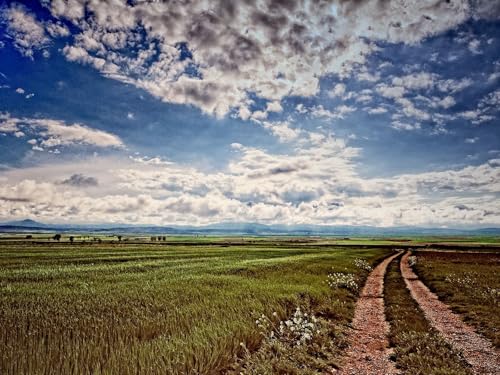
(1, 237, 499, 374)
(413, 250, 500, 348)
(0, 240, 390, 374)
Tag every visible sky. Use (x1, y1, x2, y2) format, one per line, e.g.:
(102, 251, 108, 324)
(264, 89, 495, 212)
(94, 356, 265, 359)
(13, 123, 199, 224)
(0, 0, 499, 228)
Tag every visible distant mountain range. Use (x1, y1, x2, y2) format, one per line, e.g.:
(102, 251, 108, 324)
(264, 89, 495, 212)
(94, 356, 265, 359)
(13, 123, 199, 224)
(0, 219, 499, 236)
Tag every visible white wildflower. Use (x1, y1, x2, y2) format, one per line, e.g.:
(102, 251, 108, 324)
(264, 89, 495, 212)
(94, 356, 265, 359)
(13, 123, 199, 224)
(354, 258, 373, 271)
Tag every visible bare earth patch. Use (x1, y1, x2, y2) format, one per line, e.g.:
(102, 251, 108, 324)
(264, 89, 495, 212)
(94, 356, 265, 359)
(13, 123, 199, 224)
(401, 251, 500, 375)
(337, 252, 401, 375)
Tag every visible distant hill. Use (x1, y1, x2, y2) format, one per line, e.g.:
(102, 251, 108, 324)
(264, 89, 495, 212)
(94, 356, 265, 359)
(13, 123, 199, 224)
(4, 219, 48, 227)
(0, 219, 499, 236)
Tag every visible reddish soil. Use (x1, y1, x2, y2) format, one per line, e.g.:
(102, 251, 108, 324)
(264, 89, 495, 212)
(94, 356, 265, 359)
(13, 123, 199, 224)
(401, 252, 500, 375)
(337, 252, 401, 375)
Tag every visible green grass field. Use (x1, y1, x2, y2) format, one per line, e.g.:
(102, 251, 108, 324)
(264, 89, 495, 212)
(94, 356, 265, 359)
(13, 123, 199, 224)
(0, 241, 390, 374)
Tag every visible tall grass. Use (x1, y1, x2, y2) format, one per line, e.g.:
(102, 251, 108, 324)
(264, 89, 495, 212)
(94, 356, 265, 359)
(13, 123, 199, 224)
(0, 241, 390, 374)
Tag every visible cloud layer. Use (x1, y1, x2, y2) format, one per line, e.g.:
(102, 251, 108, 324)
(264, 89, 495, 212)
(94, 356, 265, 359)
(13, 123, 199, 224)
(2, 0, 490, 118)
(1, 135, 498, 227)
(0, 1, 498, 228)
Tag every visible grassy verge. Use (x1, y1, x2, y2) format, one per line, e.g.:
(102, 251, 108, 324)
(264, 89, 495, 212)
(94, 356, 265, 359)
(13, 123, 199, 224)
(0, 241, 390, 374)
(414, 251, 500, 348)
(384, 256, 471, 374)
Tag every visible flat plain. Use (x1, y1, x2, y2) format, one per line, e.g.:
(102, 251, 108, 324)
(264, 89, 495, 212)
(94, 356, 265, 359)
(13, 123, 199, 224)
(0, 236, 498, 374)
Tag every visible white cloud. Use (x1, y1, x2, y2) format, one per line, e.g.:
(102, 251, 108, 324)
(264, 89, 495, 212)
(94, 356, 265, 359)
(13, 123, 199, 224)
(0, 113, 124, 149)
(354, 93, 373, 104)
(10, 0, 472, 118)
(457, 89, 500, 124)
(433, 95, 456, 109)
(391, 121, 421, 131)
(45, 21, 70, 38)
(308, 104, 356, 120)
(395, 98, 430, 121)
(357, 71, 380, 82)
(465, 137, 479, 143)
(376, 84, 405, 99)
(468, 39, 482, 54)
(0, 3, 50, 58)
(392, 72, 436, 90)
(266, 101, 283, 113)
(261, 121, 300, 143)
(15, 87, 25, 94)
(436, 78, 473, 92)
(328, 83, 346, 98)
(368, 107, 388, 115)
(295, 104, 308, 114)
(480, 89, 500, 107)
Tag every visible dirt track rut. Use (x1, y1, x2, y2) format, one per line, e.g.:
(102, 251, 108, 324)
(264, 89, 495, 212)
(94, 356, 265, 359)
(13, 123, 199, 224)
(401, 252, 500, 375)
(337, 252, 401, 375)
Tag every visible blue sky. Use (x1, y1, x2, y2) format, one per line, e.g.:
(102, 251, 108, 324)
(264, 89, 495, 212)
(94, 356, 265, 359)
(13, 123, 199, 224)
(0, 0, 499, 227)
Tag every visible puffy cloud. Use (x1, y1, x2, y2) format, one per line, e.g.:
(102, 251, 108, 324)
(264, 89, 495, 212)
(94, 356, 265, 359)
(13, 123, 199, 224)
(261, 121, 300, 143)
(7, 0, 474, 118)
(0, 113, 124, 149)
(392, 72, 437, 90)
(376, 84, 405, 99)
(266, 101, 283, 113)
(0, 3, 50, 58)
(45, 21, 70, 37)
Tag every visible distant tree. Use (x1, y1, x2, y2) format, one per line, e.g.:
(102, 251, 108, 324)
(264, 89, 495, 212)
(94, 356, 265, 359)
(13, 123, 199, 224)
(97, 238, 102, 243)
(117, 235, 122, 241)
(69, 236, 74, 243)
(53, 234, 61, 241)
(162, 236, 166, 241)
(25, 235, 32, 239)
(151, 236, 156, 241)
